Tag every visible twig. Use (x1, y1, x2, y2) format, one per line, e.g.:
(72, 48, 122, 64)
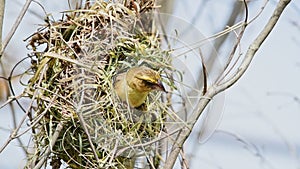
(32, 121, 65, 169)
(0, 65, 47, 153)
(116, 127, 182, 157)
(163, 89, 212, 169)
(215, 130, 276, 169)
(216, 0, 291, 91)
(76, 71, 100, 165)
(163, 0, 291, 168)
(216, 0, 249, 83)
(179, 149, 189, 169)
(14, 90, 59, 139)
(1, 59, 28, 155)
(199, 49, 207, 95)
(0, 0, 33, 58)
(0, 0, 5, 49)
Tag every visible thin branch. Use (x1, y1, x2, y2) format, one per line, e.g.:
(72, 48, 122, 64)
(0, 65, 46, 153)
(215, 130, 276, 169)
(0, 0, 5, 49)
(199, 49, 207, 95)
(163, 89, 212, 169)
(179, 149, 189, 169)
(76, 70, 100, 165)
(216, 0, 291, 92)
(0, 95, 22, 109)
(208, 0, 245, 60)
(116, 127, 182, 157)
(1, 58, 29, 155)
(216, 0, 249, 83)
(0, 0, 33, 58)
(14, 90, 59, 139)
(163, 0, 291, 168)
(32, 121, 65, 169)
(77, 113, 100, 164)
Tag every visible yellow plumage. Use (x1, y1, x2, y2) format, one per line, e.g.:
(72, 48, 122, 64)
(113, 66, 165, 109)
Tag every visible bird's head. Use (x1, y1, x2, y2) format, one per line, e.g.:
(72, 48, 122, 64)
(126, 66, 166, 93)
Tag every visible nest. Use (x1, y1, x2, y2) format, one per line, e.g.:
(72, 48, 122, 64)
(25, 0, 175, 168)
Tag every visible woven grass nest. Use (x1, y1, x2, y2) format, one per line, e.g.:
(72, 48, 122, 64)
(25, 0, 177, 168)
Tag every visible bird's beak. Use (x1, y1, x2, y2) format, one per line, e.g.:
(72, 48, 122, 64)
(155, 80, 166, 92)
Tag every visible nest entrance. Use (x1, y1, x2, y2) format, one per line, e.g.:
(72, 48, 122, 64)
(25, 1, 175, 168)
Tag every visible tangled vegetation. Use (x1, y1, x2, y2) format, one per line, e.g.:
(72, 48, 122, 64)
(25, 0, 175, 168)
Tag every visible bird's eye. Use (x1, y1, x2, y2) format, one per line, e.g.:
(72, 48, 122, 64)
(144, 80, 155, 87)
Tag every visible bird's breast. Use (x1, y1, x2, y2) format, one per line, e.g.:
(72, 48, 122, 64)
(127, 87, 149, 108)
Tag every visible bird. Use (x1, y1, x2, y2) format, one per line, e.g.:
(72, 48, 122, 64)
(113, 66, 166, 110)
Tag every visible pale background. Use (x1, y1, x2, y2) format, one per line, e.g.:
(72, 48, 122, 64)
(0, 0, 299, 169)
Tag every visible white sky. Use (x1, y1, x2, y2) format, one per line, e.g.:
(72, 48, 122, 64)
(0, 0, 299, 169)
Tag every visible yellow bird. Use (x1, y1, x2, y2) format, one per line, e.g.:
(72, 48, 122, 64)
(113, 66, 166, 109)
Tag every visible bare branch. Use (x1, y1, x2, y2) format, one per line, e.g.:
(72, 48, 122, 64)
(163, 0, 291, 168)
(0, 0, 5, 49)
(0, 0, 33, 58)
(0, 65, 46, 153)
(216, 0, 291, 92)
(32, 121, 65, 169)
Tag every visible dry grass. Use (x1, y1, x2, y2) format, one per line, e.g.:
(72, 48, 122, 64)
(25, 0, 175, 168)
